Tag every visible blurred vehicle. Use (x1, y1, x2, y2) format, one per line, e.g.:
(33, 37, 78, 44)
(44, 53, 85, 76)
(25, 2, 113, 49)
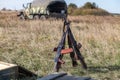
(17, 0, 67, 20)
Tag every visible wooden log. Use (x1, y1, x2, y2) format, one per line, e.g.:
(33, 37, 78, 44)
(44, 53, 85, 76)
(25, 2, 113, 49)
(0, 61, 18, 80)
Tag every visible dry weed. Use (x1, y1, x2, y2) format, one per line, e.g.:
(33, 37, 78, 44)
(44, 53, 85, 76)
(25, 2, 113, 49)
(0, 12, 120, 80)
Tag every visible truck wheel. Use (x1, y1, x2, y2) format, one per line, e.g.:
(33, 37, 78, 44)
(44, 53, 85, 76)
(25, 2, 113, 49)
(40, 15, 46, 20)
(19, 15, 25, 20)
(34, 15, 39, 20)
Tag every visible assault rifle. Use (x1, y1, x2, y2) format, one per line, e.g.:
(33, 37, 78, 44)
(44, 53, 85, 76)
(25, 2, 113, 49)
(54, 18, 87, 72)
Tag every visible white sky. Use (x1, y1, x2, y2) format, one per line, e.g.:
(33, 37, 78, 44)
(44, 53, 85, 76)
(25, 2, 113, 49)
(0, 0, 120, 13)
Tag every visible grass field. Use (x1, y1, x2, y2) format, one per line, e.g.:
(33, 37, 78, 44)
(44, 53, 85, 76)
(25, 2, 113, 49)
(0, 11, 120, 80)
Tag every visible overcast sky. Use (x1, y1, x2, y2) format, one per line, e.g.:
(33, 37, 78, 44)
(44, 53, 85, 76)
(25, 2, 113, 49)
(0, 0, 120, 13)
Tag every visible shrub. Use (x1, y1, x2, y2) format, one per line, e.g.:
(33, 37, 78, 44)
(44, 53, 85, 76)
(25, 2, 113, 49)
(82, 2, 97, 9)
(68, 3, 78, 15)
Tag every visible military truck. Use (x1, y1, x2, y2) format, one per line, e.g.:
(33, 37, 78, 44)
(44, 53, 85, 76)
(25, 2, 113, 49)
(18, 0, 67, 19)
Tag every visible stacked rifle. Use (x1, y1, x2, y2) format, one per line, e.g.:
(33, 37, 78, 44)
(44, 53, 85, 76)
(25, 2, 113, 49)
(54, 19, 87, 72)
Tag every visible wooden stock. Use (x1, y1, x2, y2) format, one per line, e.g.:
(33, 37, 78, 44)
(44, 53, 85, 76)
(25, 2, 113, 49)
(54, 48, 73, 54)
(61, 48, 73, 54)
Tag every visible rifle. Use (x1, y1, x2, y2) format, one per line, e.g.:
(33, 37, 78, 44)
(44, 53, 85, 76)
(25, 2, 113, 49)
(54, 18, 87, 72)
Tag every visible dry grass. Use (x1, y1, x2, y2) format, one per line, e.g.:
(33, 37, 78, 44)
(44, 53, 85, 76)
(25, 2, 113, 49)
(0, 11, 120, 80)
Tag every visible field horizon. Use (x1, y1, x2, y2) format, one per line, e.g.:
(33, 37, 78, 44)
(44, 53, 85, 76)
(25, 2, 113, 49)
(0, 11, 120, 80)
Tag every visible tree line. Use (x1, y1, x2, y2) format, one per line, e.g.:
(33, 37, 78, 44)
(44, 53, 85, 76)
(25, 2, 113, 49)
(68, 2, 109, 16)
